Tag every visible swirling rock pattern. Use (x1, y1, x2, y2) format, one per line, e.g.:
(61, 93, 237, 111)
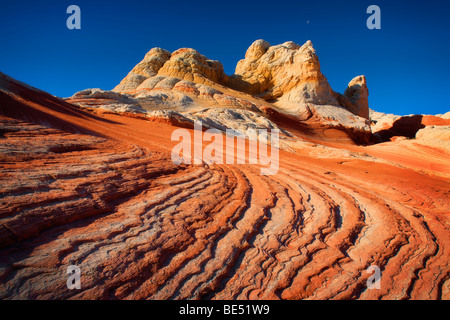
(0, 72, 449, 300)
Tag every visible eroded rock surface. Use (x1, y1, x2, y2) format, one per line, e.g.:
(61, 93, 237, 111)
(96, 40, 373, 143)
(0, 61, 449, 301)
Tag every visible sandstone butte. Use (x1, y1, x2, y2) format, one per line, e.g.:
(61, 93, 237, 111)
(0, 39, 449, 300)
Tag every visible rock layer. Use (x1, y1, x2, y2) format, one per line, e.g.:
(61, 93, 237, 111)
(0, 72, 449, 300)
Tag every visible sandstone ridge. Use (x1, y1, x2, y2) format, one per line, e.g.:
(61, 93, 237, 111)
(74, 40, 373, 144)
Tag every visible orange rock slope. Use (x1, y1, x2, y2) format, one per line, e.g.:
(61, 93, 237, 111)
(0, 55, 449, 300)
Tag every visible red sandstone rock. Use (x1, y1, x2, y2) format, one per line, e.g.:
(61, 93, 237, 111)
(0, 69, 449, 301)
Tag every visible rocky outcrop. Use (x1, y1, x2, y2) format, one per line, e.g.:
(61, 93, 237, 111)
(370, 108, 450, 142)
(113, 48, 171, 92)
(158, 48, 227, 85)
(77, 40, 375, 144)
(369, 108, 401, 132)
(229, 40, 370, 121)
(416, 125, 450, 141)
(231, 40, 336, 104)
(112, 41, 370, 123)
(344, 76, 369, 119)
(440, 111, 450, 119)
(113, 48, 227, 93)
(68, 88, 146, 114)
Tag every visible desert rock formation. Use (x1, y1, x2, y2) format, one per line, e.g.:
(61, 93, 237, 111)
(370, 108, 450, 143)
(0, 37, 449, 302)
(344, 76, 369, 119)
(113, 48, 172, 92)
(231, 41, 337, 107)
(74, 40, 373, 144)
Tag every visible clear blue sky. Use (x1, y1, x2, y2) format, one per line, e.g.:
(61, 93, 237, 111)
(1, 0, 449, 115)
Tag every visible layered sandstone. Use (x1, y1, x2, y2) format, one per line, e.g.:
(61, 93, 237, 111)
(231, 41, 337, 107)
(78, 40, 373, 144)
(0, 57, 449, 302)
(343, 76, 369, 119)
(229, 40, 370, 121)
(113, 47, 227, 93)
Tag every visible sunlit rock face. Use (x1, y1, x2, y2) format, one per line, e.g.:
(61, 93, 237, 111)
(80, 40, 372, 143)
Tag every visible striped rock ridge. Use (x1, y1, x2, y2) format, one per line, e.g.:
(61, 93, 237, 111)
(0, 46, 449, 302)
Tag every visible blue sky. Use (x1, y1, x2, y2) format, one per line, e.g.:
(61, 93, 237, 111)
(0, 0, 449, 115)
